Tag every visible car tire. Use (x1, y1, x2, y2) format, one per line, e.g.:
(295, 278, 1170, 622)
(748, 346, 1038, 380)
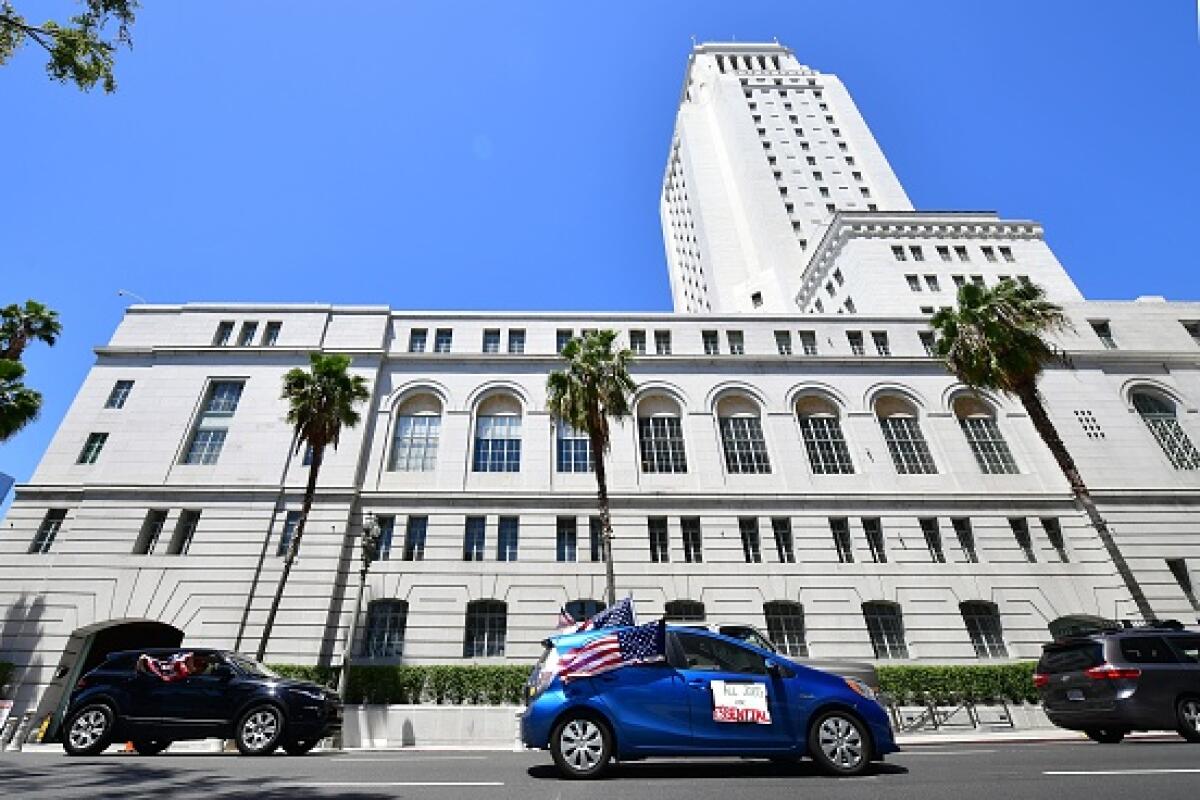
(1084, 728, 1126, 744)
(62, 703, 117, 756)
(131, 739, 172, 756)
(808, 709, 872, 777)
(550, 714, 612, 779)
(283, 738, 319, 756)
(1176, 697, 1200, 743)
(235, 704, 285, 756)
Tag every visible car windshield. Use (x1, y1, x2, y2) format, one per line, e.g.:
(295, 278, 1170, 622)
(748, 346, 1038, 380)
(227, 654, 279, 678)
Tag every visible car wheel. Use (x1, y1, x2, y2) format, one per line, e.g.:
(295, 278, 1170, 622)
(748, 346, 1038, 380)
(1084, 728, 1126, 744)
(1176, 697, 1200, 743)
(62, 704, 116, 756)
(235, 704, 285, 756)
(808, 710, 872, 777)
(550, 715, 612, 779)
(283, 738, 319, 756)
(131, 739, 172, 756)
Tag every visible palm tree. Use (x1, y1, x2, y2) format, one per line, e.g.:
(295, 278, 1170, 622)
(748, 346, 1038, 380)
(547, 330, 637, 606)
(1, 300, 62, 362)
(0, 359, 42, 442)
(256, 353, 371, 661)
(931, 279, 1153, 621)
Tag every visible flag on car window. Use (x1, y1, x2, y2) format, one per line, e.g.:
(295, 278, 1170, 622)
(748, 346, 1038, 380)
(558, 619, 665, 681)
(564, 595, 637, 634)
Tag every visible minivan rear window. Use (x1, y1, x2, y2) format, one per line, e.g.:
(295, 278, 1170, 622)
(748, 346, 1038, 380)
(1038, 642, 1103, 673)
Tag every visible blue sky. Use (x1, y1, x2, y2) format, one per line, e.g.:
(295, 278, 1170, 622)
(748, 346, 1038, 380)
(2, 1, 1198, 500)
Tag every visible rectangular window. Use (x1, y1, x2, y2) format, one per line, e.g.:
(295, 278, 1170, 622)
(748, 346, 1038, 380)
(872, 331, 891, 356)
(952, 274, 966, 288)
(389, 414, 440, 472)
(639, 417, 687, 473)
(719, 416, 771, 474)
(76, 432, 109, 465)
(1167, 558, 1199, 610)
(862, 517, 887, 563)
(681, 516, 703, 563)
(919, 331, 936, 356)
(376, 515, 395, 561)
(739, 517, 762, 563)
(654, 330, 672, 355)
(981, 245, 997, 263)
(830, 517, 854, 563)
(556, 329, 573, 354)
(1090, 320, 1117, 349)
(891, 245, 906, 262)
(799, 331, 818, 355)
(404, 516, 428, 561)
(434, 328, 453, 353)
(1009, 517, 1036, 562)
(496, 516, 519, 562)
(999, 245, 1015, 262)
(919, 517, 946, 563)
(183, 429, 227, 465)
(276, 510, 301, 557)
(702, 330, 719, 355)
(971, 274, 985, 286)
(909, 246, 925, 261)
(880, 416, 938, 474)
(555, 420, 592, 473)
(961, 417, 1018, 474)
(30, 509, 66, 554)
(463, 516, 485, 561)
(772, 518, 795, 563)
(925, 275, 940, 292)
(962, 604, 1008, 658)
(472, 416, 521, 472)
(648, 517, 670, 563)
(206, 381, 244, 414)
(167, 510, 201, 555)
(262, 321, 282, 346)
(552, 517, 577, 563)
(954, 245, 969, 262)
(727, 331, 745, 355)
(213, 321, 235, 346)
(589, 516, 603, 562)
(629, 330, 646, 355)
(507, 329, 525, 354)
(482, 329, 501, 353)
(1040, 517, 1068, 562)
(864, 604, 908, 659)
(906, 275, 922, 292)
(408, 329, 427, 353)
(237, 322, 258, 346)
(133, 509, 168, 555)
(952, 518, 979, 563)
(105, 380, 134, 409)
(846, 331, 865, 355)
(936, 245, 952, 262)
(775, 331, 793, 355)
(798, 416, 854, 474)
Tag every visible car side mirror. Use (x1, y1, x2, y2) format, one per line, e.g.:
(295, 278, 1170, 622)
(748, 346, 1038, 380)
(765, 660, 793, 679)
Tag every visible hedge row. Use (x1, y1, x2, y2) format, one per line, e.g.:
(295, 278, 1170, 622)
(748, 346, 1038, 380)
(877, 662, 1039, 705)
(266, 662, 1040, 706)
(268, 664, 531, 706)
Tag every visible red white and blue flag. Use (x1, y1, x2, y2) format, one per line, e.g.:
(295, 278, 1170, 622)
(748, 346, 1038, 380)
(559, 595, 637, 634)
(557, 619, 666, 681)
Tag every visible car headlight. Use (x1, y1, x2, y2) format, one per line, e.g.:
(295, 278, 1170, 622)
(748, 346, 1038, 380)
(844, 677, 876, 701)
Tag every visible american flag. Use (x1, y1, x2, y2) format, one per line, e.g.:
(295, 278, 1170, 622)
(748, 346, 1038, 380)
(570, 595, 636, 633)
(557, 619, 666, 681)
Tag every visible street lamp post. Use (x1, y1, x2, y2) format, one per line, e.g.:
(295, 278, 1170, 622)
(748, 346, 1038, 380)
(337, 517, 380, 707)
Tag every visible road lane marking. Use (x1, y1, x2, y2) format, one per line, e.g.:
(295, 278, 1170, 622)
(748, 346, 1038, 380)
(1046, 769, 1200, 776)
(896, 749, 997, 756)
(282, 782, 504, 788)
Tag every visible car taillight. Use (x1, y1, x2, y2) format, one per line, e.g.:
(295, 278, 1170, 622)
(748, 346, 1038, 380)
(1084, 664, 1142, 680)
(1032, 673, 1049, 688)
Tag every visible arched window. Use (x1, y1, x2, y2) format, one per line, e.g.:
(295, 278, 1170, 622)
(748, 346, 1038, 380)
(664, 599, 706, 622)
(362, 599, 408, 658)
(463, 599, 507, 657)
(795, 395, 854, 474)
(717, 395, 771, 474)
(565, 599, 605, 623)
(472, 394, 522, 473)
(763, 601, 808, 657)
(1132, 390, 1200, 470)
(390, 394, 442, 472)
(960, 601, 1007, 658)
(638, 395, 687, 473)
(862, 601, 908, 659)
(954, 395, 1017, 474)
(875, 395, 937, 474)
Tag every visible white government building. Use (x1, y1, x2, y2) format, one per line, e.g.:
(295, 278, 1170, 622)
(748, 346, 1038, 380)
(3, 43, 1200, 723)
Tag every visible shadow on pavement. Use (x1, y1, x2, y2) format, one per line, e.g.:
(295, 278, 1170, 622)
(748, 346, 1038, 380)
(527, 759, 909, 781)
(0, 760, 395, 799)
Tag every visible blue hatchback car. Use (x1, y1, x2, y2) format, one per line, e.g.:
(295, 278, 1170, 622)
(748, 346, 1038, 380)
(522, 624, 897, 778)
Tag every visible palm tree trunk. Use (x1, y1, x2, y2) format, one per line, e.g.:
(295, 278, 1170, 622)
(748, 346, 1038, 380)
(1015, 382, 1154, 622)
(256, 441, 324, 661)
(589, 431, 617, 606)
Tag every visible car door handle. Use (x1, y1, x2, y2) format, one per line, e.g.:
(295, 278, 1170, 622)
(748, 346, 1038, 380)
(688, 679, 708, 690)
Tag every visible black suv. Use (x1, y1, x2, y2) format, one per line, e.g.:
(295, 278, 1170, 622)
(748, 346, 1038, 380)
(62, 648, 341, 756)
(1035, 622, 1200, 743)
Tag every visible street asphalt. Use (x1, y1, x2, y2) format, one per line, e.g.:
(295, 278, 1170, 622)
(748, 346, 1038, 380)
(3, 739, 1200, 799)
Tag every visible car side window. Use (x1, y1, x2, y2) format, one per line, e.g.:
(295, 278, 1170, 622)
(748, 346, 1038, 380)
(676, 633, 766, 674)
(1118, 636, 1177, 664)
(1168, 636, 1200, 664)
